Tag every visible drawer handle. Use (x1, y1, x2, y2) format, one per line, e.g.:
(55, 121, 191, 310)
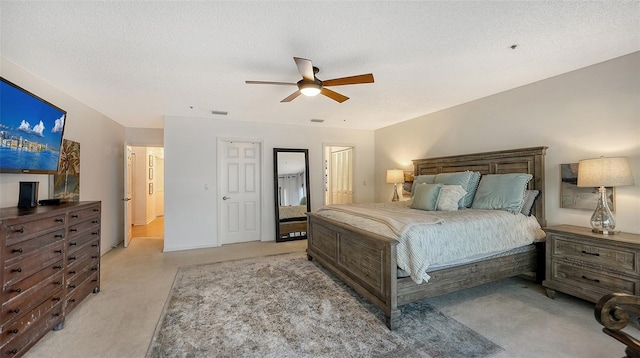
(53, 312, 61, 317)
(55, 218, 64, 223)
(12, 268, 22, 273)
(92, 255, 98, 259)
(91, 267, 98, 271)
(54, 281, 61, 285)
(12, 308, 20, 314)
(581, 250, 600, 257)
(55, 234, 63, 238)
(53, 265, 62, 270)
(71, 214, 79, 218)
(13, 288, 21, 293)
(12, 248, 23, 254)
(54, 249, 63, 253)
(8, 349, 17, 355)
(53, 297, 61, 301)
(69, 299, 76, 303)
(69, 270, 76, 274)
(69, 242, 77, 246)
(581, 275, 601, 283)
(68, 285, 76, 289)
(10, 329, 18, 334)
(92, 279, 98, 282)
(70, 229, 78, 232)
(92, 220, 99, 224)
(92, 232, 99, 235)
(69, 256, 77, 261)
(92, 244, 99, 247)
(14, 227, 24, 234)
(93, 208, 99, 212)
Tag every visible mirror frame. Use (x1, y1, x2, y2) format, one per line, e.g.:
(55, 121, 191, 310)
(273, 148, 311, 242)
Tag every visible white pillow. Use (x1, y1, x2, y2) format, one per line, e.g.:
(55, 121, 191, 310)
(437, 185, 467, 211)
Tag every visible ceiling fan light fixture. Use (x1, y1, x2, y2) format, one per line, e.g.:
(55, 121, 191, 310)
(299, 83, 321, 96)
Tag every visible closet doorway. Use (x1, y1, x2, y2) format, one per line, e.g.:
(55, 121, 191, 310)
(128, 146, 164, 244)
(323, 145, 355, 205)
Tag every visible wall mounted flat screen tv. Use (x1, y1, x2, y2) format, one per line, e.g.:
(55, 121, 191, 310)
(0, 77, 66, 174)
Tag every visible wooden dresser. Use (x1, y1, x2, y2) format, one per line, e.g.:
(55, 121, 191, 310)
(0, 202, 101, 357)
(543, 225, 640, 303)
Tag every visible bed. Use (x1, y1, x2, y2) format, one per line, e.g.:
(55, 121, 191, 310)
(306, 146, 547, 329)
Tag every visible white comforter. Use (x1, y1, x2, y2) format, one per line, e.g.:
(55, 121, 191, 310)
(316, 202, 545, 284)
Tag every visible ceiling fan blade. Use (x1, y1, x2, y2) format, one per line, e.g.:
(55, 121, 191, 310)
(294, 57, 315, 81)
(320, 88, 349, 103)
(281, 90, 302, 103)
(245, 81, 297, 86)
(322, 73, 374, 86)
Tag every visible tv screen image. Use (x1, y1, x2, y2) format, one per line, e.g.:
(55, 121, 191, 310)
(0, 77, 67, 174)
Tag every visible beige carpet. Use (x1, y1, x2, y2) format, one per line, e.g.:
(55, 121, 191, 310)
(147, 253, 503, 357)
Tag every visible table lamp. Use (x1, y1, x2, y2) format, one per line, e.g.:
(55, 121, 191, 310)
(386, 169, 404, 202)
(577, 157, 634, 234)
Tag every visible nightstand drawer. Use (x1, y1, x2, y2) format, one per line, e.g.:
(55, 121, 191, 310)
(550, 234, 638, 275)
(551, 261, 638, 295)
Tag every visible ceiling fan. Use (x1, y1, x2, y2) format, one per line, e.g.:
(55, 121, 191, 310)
(245, 57, 374, 103)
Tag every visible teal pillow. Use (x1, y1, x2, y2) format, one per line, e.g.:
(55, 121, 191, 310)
(410, 183, 443, 211)
(520, 190, 540, 216)
(471, 174, 533, 213)
(411, 175, 436, 197)
(434, 171, 481, 208)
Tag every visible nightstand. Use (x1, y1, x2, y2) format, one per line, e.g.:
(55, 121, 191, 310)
(542, 225, 640, 303)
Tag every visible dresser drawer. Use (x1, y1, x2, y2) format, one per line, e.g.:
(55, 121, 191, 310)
(4, 214, 66, 246)
(3, 229, 65, 266)
(67, 242, 99, 272)
(1, 293, 63, 348)
(68, 217, 100, 240)
(2, 271, 64, 326)
(68, 231, 100, 255)
(67, 258, 99, 294)
(550, 234, 638, 275)
(2, 262, 64, 303)
(551, 261, 638, 295)
(66, 272, 98, 313)
(68, 205, 101, 225)
(0, 298, 63, 358)
(4, 242, 65, 287)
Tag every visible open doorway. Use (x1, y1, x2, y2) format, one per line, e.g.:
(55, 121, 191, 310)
(323, 145, 355, 205)
(128, 146, 164, 244)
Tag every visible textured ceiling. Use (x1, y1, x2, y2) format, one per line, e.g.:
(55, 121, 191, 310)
(1, 1, 638, 130)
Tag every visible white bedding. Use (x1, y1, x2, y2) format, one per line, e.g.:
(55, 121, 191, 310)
(316, 201, 545, 284)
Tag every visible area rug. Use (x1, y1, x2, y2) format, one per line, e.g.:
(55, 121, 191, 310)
(146, 253, 503, 358)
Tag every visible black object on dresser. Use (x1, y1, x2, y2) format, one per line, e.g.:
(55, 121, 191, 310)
(0, 201, 101, 357)
(543, 225, 640, 303)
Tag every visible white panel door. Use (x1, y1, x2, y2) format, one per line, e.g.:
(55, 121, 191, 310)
(123, 145, 133, 247)
(219, 140, 261, 244)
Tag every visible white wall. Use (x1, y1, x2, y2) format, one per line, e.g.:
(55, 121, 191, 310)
(375, 52, 640, 234)
(163, 117, 375, 251)
(0, 58, 125, 253)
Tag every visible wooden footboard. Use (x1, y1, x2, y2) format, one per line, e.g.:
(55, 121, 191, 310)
(306, 212, 402, 329)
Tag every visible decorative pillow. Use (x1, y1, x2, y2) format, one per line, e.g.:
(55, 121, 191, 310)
(437, 185, 467, 211)
(520, 190, 540, 216)
(411, 175, 436, 197)
(434, 171, 481, 208)
(410, 183, 443, 211)
(471, 173, 533, 213)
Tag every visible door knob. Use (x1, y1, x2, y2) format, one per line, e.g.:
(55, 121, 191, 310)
(223, 196, 231, 200)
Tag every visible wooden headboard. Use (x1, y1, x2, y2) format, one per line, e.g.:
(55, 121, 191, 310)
(412, 146, 548, 227)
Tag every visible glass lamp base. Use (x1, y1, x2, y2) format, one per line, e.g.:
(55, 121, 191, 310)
(590, 186, 617, 235)
(391, 183, 399, 202)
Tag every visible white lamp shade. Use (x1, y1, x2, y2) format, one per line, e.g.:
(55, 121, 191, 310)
(386, 169, 404, 184)
(577, 157, 634, 187)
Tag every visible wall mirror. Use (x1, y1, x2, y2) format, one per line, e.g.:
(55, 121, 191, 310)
(274, 148, 311, 242)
